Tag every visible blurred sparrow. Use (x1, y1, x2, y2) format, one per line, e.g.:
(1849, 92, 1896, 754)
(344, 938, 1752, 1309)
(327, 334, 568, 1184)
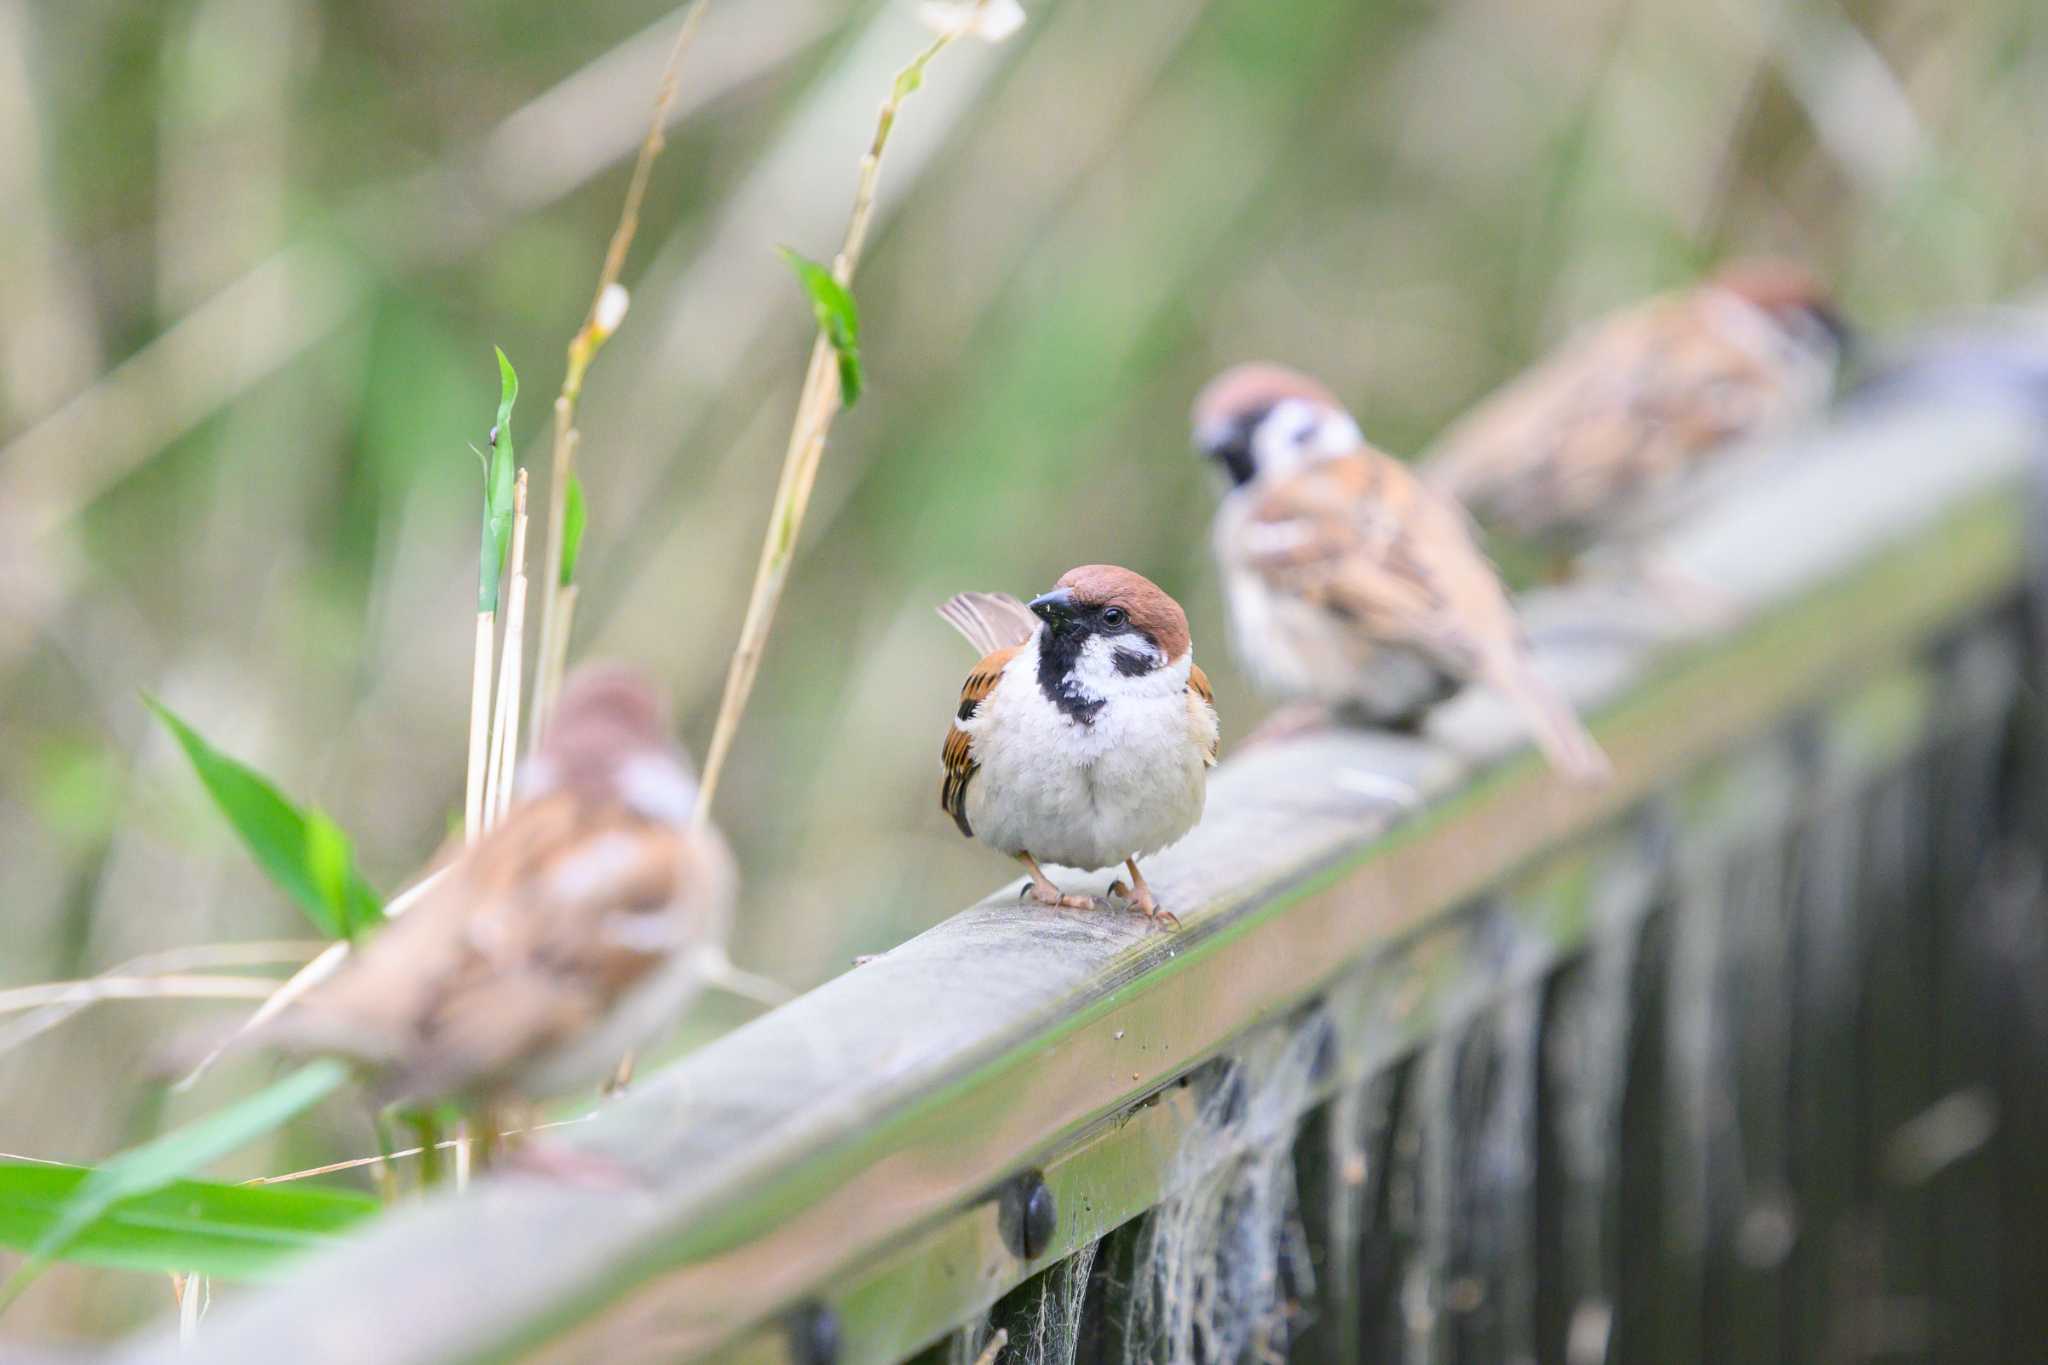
(939, 565, 1220, 925)
(261, 664, 735, 1111)
(1422, 259, 1845, 569)
(1192, 364, 1609, 782)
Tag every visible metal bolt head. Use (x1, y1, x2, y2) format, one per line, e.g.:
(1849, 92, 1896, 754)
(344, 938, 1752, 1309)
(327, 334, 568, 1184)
(998, 1169, 1057, 1261)
(786, 1301, 839, 1365)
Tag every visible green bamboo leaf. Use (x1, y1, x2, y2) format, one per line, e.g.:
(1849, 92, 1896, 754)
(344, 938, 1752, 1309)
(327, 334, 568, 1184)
(777, 247, 863, 407)
(479, 348, 520, 613)
(0, 1160, 376, 1282)
(560, 472, 587, 588)
(0, 1061, 353, 1306)
(146, 699, 383, 940)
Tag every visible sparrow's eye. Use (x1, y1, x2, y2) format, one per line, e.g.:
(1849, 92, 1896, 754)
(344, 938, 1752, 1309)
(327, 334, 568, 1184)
(1101, 606, 1128, 629)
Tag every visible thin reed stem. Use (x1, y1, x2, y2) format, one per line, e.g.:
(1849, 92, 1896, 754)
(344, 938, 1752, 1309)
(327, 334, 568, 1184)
(174, 867, 452, 1091)
(0, 976, 281, 1014)
(693, 32, 956, 822)
(531, 0, 709, 746)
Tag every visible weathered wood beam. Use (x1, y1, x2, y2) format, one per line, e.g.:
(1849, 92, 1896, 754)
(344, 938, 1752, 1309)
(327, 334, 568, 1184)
(108, 394, 2039, 1363)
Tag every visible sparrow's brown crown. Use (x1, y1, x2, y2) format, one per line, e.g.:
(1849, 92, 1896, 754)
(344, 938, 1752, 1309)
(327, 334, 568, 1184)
(1190, 363, 1344, 434)
(534, 664, 683, 797)
(1710, 258, 1834, 316)
(1055, 564, 1190, 661)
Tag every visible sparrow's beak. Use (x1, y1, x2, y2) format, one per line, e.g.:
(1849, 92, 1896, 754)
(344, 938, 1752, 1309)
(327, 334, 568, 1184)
(1028, 587, 1076, 627)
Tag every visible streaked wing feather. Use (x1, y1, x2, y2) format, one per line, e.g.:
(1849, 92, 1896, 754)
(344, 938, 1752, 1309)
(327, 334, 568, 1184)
(940, 644, 1020, 837)
(1424, 290, 1797, 537)
(1188, 663, 1220, 766)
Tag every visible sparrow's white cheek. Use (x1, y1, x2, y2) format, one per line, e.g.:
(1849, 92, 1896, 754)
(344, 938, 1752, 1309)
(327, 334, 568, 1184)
(619, 753, 698, 827)
(1067, 633, 1177, 701)
(1312, 411, 1363, 456)
(1252, 400, 1360, 480)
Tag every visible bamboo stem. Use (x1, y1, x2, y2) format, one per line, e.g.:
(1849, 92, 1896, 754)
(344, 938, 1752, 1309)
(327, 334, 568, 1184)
(693, 33, 955, 823)
(485, 471, 531, 827)
(464, 611, 495, 842)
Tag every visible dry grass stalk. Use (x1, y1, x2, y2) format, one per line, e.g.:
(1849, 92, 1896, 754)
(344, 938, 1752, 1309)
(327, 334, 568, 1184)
(0, 941, 324, 1056)
(244, 1115, 594, 1186)
(530, 0, 710, 746)
(172, 869, 450, 1091)
(693, 31, 957, 822)
(0, 976, 283, 1014)
(464, 611, 495, 841)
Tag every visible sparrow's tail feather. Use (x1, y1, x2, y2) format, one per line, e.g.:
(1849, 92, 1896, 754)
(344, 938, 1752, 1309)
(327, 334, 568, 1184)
(937, 592, 1038, 655)
(1482, 652, 1612, 785)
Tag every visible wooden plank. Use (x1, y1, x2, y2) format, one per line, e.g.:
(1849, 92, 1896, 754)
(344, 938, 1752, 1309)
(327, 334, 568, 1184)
(101, 398, 2037, 1364)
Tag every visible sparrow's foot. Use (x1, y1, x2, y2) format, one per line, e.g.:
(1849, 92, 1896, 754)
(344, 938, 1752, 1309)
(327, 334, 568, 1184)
(1016, 852, 1097, 911)
(1023, 881, 1101, 911)
(1112, 861, 1181, 930)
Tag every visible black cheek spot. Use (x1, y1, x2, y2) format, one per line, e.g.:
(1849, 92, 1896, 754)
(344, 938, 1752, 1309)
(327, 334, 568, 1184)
(957, 696, 979, 721)
(1113, 649, 1155, 677)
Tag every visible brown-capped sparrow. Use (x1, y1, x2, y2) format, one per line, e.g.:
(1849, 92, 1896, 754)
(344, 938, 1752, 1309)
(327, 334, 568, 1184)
(259, 664, 735, 1110)
(1192, 364, 1609, 782)
(1422, 259, 1845, 568)
(939, 565, 1220, 925)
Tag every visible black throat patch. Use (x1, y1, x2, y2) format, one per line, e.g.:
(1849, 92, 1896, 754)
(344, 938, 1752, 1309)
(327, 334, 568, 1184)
(1036, 628, 1106, 725)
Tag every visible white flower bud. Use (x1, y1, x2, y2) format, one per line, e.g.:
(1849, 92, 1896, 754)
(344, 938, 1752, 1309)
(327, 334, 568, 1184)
(918, 0, 1025, 43)
(593, 283, 630, 339)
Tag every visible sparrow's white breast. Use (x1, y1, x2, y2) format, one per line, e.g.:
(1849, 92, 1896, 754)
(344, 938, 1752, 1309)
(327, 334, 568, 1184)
(962, 634, 1211, 871)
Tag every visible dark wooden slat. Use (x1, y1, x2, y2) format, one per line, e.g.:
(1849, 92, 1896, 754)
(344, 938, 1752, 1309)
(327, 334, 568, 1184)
(1613, 900, 1676, 1364)
(1716, 811, 1798, 1365)
(1359, 1059, 1424, 1363)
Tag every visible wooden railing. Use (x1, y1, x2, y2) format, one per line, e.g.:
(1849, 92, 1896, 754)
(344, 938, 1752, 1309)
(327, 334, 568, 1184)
(108, 381, 2048, 1363)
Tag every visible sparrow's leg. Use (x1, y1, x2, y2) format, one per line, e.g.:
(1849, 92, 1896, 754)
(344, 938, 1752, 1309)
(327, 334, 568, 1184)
(1108, 859, 1180, 930)
(1016, 852, 1097, 911)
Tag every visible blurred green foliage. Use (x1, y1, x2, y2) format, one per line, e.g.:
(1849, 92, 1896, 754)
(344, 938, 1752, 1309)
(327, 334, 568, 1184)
(1, 0, 2045, 1338)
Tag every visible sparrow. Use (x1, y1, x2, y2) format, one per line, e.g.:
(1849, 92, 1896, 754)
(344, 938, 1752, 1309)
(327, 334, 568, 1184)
(938, 565, 1220, 925)
(1421, 259, 1846, 567)
(1191, 364, 1609, 782)
(258, 664, 735, 1111)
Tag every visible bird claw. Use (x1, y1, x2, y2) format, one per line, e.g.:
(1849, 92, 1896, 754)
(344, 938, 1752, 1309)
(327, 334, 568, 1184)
(1107, 879, 1179, 930)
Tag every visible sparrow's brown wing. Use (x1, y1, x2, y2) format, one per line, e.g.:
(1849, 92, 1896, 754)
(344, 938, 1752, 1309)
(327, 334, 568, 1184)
(1238, 451, 1499, 674)
(1424, 289, 1806, 541)
(1188, 662, 1220, 766)
(1240, 451, 1609, 781)
(941, 644, 1020, 838)
(285, 791, 725, 1104)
